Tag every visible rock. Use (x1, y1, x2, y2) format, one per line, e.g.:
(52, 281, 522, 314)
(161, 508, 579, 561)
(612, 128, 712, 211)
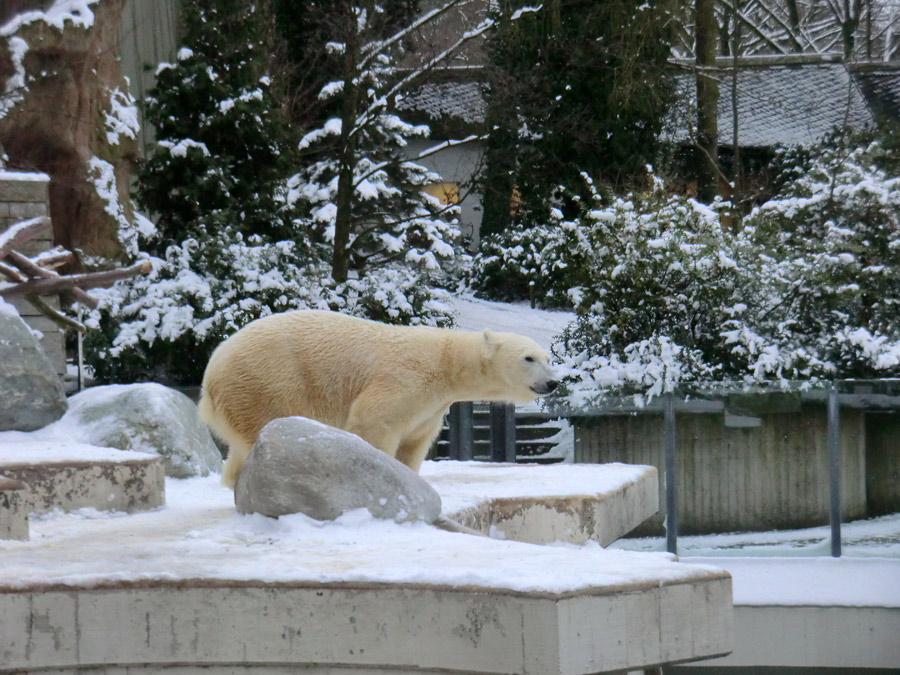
(0, 0, 137, 262)
(64, 384, 222, 478)
(235, 417, 442, 523)
(0, 310, 67, 431)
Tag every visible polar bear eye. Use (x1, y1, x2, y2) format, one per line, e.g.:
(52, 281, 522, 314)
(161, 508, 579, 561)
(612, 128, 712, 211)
(524, 356, 535, 363)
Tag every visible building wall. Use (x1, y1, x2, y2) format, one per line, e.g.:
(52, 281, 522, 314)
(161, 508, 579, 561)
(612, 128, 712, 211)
(406, 138, 486, 249)
(117, 0, 181, 154)
(574, 403, 868, 535)
(0, 172, 66, 377)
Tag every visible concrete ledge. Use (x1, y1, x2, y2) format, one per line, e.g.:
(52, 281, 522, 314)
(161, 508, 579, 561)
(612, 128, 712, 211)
(683, 605, 899, 670)
(0, 455, 165, 514)
(425, 461, 658, 545)
(0, 475, 29, 540)
(0, 574, 732, 675)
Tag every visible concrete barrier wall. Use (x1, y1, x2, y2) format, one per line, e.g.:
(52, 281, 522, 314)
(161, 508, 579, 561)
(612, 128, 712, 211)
(574, 403, 868, 535)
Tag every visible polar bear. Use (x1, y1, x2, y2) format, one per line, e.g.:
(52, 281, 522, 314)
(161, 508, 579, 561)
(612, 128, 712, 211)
(198, 310, 558, 488)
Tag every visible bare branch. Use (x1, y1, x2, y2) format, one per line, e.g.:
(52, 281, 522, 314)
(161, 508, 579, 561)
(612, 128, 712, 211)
(6, 250, 99, 309)
(0, 216, 51, 261)
(0, 261, 152, 299)
(24, 294, 87, 333)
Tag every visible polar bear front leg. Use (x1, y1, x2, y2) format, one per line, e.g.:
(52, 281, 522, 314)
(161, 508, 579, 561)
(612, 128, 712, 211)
(395, 413, 446, 473)
(344, 392, 405, 460)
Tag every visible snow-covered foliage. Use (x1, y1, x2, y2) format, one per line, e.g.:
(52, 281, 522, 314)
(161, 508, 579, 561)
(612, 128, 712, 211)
(287, 4, 462, 281)
(84, 233, 455, 385)
(547, 138, 900, 408)
(549, 178, 747, 405)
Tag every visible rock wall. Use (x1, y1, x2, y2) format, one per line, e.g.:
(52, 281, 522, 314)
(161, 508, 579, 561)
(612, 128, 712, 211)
(0, 0, 138, 266)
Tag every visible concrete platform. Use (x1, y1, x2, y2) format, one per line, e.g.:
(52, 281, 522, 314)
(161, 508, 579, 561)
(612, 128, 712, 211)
(0, 441, 164, 517)
(424, 461, 659, 545)
(0, 464, 732, 674)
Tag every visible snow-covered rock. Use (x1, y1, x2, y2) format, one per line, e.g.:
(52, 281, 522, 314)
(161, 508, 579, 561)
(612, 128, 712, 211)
(63, 384, 222, 478)
(235, 416, 442, 523)
(0, 311, 67, 431)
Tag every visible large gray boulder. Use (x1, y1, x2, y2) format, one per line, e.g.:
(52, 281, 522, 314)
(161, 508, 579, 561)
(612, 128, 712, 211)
(0, 309, 67, 431)
(235, 416, 442, 523)
(64, 384, 222, 478)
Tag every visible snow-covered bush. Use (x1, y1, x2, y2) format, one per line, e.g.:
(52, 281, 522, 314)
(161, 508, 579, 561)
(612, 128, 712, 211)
(468, 210, 592, 308)
(740, 137, 900, 379)
(553, 136, 900, 408)
(83, 232, 330, 385)
(552, 179, 752, 405)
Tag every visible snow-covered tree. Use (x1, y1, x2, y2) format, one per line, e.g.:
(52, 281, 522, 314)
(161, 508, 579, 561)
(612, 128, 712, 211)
(137, 0, 295, 250)
(285, 1, 542, 283)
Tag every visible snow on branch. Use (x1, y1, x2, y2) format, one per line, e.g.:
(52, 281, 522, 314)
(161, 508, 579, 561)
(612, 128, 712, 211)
(352, 5, 542, 138)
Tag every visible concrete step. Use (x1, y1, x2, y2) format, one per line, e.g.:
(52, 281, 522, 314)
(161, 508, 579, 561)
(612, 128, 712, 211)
(0, 442, 165, 521)
(0, 475, 29, 540)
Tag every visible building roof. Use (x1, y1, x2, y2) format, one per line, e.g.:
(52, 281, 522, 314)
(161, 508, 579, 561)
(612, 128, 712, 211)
(666, 60, 875, 148)
(399, 59, 897, 149)
(852, 63, 900, 120)
(397, 78, 486, 125)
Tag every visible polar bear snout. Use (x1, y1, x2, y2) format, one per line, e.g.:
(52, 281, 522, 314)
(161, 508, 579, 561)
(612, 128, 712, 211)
(532, 379, 560, 396)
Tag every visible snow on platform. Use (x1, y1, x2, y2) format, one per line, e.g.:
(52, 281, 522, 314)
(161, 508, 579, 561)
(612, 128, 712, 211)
(0, 462, 733, 674)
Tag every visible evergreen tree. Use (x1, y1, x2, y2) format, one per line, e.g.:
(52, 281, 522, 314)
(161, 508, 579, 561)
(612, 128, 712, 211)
(137, 0, 295, 251)
(479, 0, 678, 233)
(285, 3, 461, 283)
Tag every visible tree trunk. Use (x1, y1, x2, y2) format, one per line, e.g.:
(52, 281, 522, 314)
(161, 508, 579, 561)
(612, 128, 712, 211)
(331, 8, 365, 284)
(695, 0, 720, 203)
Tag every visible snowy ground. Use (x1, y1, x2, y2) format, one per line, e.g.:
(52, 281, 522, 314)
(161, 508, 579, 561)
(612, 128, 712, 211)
(610, 512, 900, 559)
(447, 292, 574, 350)
(0, 468, 719, 594)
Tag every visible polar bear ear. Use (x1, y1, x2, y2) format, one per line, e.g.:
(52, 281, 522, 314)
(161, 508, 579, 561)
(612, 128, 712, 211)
(482, 328, 498, 359)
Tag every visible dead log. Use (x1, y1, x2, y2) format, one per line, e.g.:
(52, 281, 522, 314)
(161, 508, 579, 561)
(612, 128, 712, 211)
(0, 260, 152, 299)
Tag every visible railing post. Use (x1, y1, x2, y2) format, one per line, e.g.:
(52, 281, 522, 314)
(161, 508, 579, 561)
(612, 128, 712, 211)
(828, 385, 842, 557)
(448, 402, 474, 461)
(664, 391, 678, 555)
(490, 401, 516, 463)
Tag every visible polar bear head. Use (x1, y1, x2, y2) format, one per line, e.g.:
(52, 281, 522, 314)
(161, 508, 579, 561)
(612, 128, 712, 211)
(481, 329, 559, 403)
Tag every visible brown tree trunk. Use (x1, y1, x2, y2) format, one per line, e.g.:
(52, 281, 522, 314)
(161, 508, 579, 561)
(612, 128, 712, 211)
(330, 7, 366, 284)
(695, 0, 720, 203)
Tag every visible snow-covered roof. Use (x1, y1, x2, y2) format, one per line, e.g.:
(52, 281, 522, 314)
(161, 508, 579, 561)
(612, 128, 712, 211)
(667, 61, 875, 147)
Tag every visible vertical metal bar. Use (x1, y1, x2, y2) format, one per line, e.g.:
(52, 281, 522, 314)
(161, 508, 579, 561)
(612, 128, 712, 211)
(447, 403, 460, 461)
(458, 401, 474, 461)
(828, 385, 842, 558)
(664, 391, 678, 555)
(490, 402, 516, 463)
(77, 305, 84, 392)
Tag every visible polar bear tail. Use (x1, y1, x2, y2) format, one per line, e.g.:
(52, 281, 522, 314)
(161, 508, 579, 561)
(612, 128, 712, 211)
(198, 386, 251, 489)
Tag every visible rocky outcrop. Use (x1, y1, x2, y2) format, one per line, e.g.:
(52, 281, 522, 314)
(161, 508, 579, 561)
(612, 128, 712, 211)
(235, 417, 442, 523)
(0, 0, 138, 264)
(63, 383, 223, 478)
(0, 308, 67, 431)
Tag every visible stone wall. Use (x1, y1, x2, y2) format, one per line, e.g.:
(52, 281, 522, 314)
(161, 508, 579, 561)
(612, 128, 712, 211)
(0, 171, 66, 377)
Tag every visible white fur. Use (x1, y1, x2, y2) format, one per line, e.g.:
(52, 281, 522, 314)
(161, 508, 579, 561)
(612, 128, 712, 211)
(198, 310, 557, 488)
